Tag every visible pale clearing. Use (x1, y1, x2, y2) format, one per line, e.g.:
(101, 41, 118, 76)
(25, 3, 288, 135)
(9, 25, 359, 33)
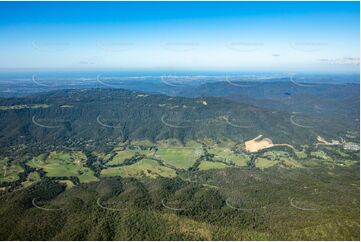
(245, 135, 293, 152)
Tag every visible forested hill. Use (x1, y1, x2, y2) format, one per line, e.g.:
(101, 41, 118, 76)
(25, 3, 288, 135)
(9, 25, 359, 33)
(0, 88, 354, 152)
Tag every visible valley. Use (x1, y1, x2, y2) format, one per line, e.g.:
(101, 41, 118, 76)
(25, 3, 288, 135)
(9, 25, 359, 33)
(0, 86, 359, 240)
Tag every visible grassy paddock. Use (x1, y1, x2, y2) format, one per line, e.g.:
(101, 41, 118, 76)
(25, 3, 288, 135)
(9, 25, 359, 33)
(101, 158, 176, 178)
(29, 151, 98, 183)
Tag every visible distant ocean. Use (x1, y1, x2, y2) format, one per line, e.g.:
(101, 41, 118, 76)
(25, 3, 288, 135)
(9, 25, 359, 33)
(0, 70, 359, 84)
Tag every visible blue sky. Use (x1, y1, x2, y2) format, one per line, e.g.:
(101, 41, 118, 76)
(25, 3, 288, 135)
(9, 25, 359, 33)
(0, 1, 359, 73)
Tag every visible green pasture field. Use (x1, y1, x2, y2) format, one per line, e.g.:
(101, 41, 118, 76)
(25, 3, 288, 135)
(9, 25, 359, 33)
(255, 157, 279, 169)
(208, 147, 249, 167)
(0, 158, 23, 183)
(29, 151, 98, 183)
(155, 140, 203, 169)
(107, 146, 155, 166)
(21, 172, 41, 188)
(106, 149, 139, 166)
(198, 160, 229, 171)
(101, 158, 176, 178)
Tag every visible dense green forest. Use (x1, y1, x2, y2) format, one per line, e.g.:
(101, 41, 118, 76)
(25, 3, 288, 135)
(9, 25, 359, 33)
(0, 88, 359, 240)
(0, 165, 359, 240)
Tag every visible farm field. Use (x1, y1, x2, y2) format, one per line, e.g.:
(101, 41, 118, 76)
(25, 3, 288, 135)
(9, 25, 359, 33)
(198, 160, 229, 170)
(101, 158, 177, 178)
(154, 140, 202, 169)
(28, 151, 98, 183)
(255, 157, 280, 169)
(0, 158, 23, 183)
(106, 149, 141, 166)
(21, 172, 41, 188)
(208, 147, 249, 166)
